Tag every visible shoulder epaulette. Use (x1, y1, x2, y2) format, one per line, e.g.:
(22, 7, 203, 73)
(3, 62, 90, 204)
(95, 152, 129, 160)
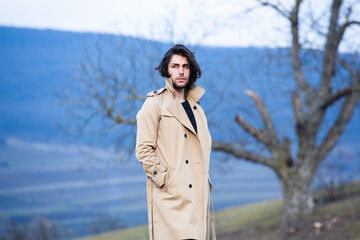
(147, 87, 166, 97)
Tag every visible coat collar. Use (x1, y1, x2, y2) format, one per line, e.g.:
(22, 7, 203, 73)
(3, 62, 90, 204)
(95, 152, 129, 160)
(165, 78, 205, 102)
(165, 78, 205, 136)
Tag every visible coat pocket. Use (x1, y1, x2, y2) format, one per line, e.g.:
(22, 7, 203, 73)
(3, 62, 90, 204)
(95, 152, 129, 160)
(162, 168, 177, 192)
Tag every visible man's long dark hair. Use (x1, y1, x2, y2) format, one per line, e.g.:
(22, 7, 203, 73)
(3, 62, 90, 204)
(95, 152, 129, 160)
(155, 44, 202, 92)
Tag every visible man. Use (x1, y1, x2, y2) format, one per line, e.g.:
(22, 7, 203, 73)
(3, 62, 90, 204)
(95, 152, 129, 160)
(135, 44, 214, 240)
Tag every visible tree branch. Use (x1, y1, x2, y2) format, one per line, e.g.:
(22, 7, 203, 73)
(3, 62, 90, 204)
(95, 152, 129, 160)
(212, 141, 276, 169)
(234, 90, 279, 150)
(235, 114, 265, 143)
(316, 88, 360, 164)
(291, 91, 306, 148)
(245, 90, 278, 144)
(304, 87, 355, 132)
(320, 87, 353, 109)
(256, 0, 291, 19)
(290, 0, 313, 93)
(105, 107, 137, 125)
(339, 20, 360, 37)
(316, 38, 360, 161)
(338, 55, 360, 81)
(258, 0, 315, 97)
(338, 3, 360, 38)
(319, 0, 342, 96)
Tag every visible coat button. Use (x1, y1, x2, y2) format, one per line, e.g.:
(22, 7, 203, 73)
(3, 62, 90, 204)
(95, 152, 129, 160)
(193, 106, 197, 110)
(185, 160, 189, 164)
(184, 133, 187, 138)
(153, 171, 157, 175)
(189, 184, 192, 188)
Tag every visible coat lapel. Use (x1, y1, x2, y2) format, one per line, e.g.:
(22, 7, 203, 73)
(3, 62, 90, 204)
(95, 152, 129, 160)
(164, 77, 205, 136)
(167, 99, 197, 136)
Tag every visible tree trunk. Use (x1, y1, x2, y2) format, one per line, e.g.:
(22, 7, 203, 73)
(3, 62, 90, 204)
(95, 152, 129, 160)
(280, 169, 315, 228)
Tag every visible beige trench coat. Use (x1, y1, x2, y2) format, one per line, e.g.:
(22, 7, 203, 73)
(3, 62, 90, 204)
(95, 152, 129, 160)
(135, 78, 212, 240)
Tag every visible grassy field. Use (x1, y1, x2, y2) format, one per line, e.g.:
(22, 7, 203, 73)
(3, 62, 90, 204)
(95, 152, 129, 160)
(78, 181, 360, 240)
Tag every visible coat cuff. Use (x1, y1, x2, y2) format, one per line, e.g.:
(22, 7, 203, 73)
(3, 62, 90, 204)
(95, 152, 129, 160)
(151, 171, 167, 188)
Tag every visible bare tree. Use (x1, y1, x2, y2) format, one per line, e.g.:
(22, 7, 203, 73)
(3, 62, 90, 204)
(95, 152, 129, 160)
(59, 0, 359, 230)
(57, 35, 163, 161)
(58, 1, 225, 160)
(213, 0, 360, 226)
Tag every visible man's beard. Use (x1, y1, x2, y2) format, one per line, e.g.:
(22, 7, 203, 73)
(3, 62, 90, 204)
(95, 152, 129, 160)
(173, 82, 187, 90)
(172, 77, 189, 90)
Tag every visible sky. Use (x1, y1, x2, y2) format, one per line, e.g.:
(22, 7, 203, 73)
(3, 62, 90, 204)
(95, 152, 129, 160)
(0, 0, 359, 49)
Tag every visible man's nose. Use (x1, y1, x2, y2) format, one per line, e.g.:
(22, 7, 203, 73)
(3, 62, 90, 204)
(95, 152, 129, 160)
(179, 67, 184, 74)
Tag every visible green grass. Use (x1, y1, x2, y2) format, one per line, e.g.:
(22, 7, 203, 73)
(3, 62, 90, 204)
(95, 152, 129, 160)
(78, 181, 360, 240)
(214, 199, 283, 234)
(77, 200, 283, 240)
(77, 225, 149, 240)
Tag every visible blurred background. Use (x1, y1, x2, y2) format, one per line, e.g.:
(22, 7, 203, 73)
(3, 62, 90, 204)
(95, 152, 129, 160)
(0, 0, 359, 239)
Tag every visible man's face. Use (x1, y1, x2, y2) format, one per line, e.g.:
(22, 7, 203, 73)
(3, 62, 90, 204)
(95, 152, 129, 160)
(168, 54, 190, 90)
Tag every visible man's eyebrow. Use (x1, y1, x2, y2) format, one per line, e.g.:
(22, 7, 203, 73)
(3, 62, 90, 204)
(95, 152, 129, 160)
(169, 62, 189, 65)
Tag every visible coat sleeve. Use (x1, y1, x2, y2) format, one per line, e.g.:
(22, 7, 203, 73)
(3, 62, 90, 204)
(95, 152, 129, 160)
(135, 96, 167, 188)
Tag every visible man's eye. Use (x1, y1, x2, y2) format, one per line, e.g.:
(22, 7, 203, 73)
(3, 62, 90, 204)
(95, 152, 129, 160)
(184, 65, 189, 69)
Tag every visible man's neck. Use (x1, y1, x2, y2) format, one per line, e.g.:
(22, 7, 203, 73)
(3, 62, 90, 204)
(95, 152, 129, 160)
(174, 88, 186, 103)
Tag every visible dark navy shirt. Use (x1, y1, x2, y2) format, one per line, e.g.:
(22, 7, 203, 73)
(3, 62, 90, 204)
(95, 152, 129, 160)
(181, 99, 197, 134)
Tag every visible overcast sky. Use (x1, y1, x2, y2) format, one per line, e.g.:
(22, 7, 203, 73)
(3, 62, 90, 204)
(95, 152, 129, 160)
(0, 0, 359, 49)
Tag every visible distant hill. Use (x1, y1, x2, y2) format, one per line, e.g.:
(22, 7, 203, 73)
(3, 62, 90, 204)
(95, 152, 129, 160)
(1, 26, 359, 145)
(1, 27, 87, 140)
